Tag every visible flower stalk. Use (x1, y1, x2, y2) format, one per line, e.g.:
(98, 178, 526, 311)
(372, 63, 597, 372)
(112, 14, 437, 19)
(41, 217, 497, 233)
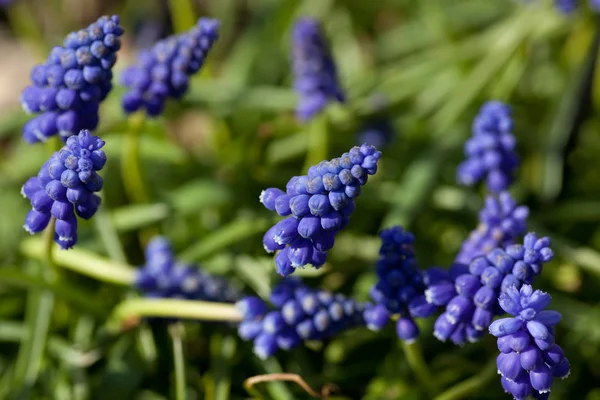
(20, 237, 135, 286)
(401, 340, 440, 397)
(122, 112, 149, 205)
(109, 298, 242, 331)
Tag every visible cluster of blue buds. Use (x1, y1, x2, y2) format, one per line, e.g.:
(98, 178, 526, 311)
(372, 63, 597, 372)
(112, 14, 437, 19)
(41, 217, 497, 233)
(292, 17, 344, 122)
(135, 236, 239, 304)
(490, 285, 570, 399)
(363, 227, 437, 342)
(457, 101, 519, 193)
(260, 144, 382, 276)
(456, 192, 529, 264)
(22, 130, 105, 249)
(121, 18, 219, 116)
(20, 16, 123, 143)
(428, 233, 554, 345)
(236, 278, 366, 359)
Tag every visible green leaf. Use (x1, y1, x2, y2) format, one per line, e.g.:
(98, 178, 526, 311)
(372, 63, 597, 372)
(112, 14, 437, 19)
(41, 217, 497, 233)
(110, 203, 170, 232)
(179, 217, 270, 262)
(167, 180, 232, 216)
(0, 267, 108, 317)
(11, 288, 54, 399)
(204, 334, 236, 400)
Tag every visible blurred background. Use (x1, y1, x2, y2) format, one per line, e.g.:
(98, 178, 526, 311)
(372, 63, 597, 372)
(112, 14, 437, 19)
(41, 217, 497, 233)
(1, 0, 600, 399)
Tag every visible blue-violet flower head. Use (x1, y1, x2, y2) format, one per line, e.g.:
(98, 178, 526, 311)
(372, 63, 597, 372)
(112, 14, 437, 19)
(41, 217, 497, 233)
(22, 129, 105, 249)
(20, 15, 123, 143)
(292, 17, 344, 122)
(457, 101, 519, 193)
(429, 233, 553, 345)
(260, 144, 382, 276)
(490, 285, 570, 399)
(456, 191, 529, 265)
(135, 236, 239, 305)
(236, 278, 367, 359)
(121, 18, 219, 116)
(364, 226, 437, 343)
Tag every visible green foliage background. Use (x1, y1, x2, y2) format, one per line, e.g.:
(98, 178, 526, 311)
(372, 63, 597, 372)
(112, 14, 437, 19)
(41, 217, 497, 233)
(1, 0, 600, 399)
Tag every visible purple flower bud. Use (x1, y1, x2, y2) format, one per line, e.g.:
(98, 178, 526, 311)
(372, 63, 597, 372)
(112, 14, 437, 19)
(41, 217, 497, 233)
(254, 333, 277, 360)
(272, 217, 300, 245)
(489, 317, 522, 337)
(288, 238, 313, 267)
(274, 194, 292, 216)
(54, 216, 77, 249)
(520, 345, 542, 371)
(275, 248, 294, 276)
(363, 304, 389, 331)
(238, 320, 262, 340)
(497, 351, 522, 381)
(236, 297, 267, 320)
(260, 188, 285, 211)
(529, 363, 553, 393)
(263, 225, 285, 253)
(24, 210, 51, 234)
(393, 317, 417, 343)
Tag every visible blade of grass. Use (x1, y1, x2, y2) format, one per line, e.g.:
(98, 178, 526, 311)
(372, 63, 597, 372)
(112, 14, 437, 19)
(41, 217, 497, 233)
(204, 334, 236, 400)
(169, 324, 187, 400)
(0, 268, 107, 317)
(11, 289, 54, 399)
(179, 217, 270, 262)
(538, 22, 600, 201)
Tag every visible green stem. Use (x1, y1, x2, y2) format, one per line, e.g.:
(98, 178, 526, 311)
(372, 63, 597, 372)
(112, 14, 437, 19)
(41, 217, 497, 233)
(170, 324, 187, 400)
(401, 340, 440, 397)
(20, 237, 135, 286)
(109, 298, 242, 330)
(302, 114, 329, 172)
(122, 113, 150, 205)
(44, 217, 58, 281)
(434, 359, 497, 400)
(167, 0, 197, 33)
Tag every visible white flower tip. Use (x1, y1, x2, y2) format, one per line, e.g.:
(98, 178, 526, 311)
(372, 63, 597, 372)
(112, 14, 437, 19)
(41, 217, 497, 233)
(433, 332, 446, 342)
(23, 225, 35, 235)
(424, 290, 433, 303)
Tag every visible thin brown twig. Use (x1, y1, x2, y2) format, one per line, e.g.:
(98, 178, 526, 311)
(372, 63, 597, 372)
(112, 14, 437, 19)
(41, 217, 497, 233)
(243, 373, 339, 399)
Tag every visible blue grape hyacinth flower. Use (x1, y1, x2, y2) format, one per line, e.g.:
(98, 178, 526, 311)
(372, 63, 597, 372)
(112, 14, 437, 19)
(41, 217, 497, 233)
(292, 17, 344, 122)
(363, 226, 437, 343)
(429, 233, 554, 345)
(490, 285, 570, 399)
(236, 278, 367, 359)
(135, 236, 239, 304)
(20, 15, 123, 143)
(121, 18, 219, 116)
(260, 144, 382, 276)
(457, 101, 519, 193)
(22, 130, 106, 249)
(456, 192, 529, 265)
